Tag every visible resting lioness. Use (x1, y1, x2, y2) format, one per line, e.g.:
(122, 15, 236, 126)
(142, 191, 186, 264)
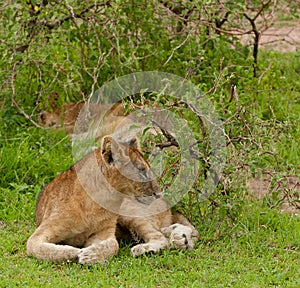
(27, 136, 160, 265)
(38, 100, 199, 256)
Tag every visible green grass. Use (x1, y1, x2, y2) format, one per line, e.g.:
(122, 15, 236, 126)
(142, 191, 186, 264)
(0, 205, 299, 287)
(1, 53, 300, 286)
(0, 122, 299, 287)
(0, 128, 73, 222)
(1, 24, 300, 288)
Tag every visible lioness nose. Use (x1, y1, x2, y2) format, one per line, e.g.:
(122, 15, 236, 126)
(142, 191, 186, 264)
(148, 181, 161, 196)
(153, 193, 161, 199)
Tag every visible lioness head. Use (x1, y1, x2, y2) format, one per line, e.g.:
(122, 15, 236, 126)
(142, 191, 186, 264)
(99, 136, 160, 200)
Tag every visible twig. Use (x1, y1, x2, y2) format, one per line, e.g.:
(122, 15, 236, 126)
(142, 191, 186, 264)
(151, 119, 179, 148)
(163, 34, 190, 66)
(258, 61, 272, 84)
(34, 2, 111, 30)
(10, 61, 45, 129)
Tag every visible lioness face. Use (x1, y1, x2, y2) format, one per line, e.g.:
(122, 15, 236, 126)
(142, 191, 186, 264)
(101, 136, 160, 199)
(39, 110, 62, 127)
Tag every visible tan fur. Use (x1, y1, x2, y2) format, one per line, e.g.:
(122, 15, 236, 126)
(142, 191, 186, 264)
(39, 102, 82, 132)
(116, 198, 199, 256)
(27, 136, 160, 265)
(38, 100, 172, 142)
(39, 101, 127, 134)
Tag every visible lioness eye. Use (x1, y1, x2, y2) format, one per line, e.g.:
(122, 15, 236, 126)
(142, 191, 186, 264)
(139, 167, 148, 177)
(140, 167, 146, 173)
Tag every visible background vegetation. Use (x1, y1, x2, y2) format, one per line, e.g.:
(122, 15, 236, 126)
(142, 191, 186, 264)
(0, 0, 299, 287)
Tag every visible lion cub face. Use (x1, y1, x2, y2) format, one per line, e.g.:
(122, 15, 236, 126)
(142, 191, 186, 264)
(99, 136, 160, 200)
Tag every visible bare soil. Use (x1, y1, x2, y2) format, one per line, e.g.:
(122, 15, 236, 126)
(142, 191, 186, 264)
(242, 19, 300, 52)
(260, 20, 300, 52)
(246, 174, 300, 215)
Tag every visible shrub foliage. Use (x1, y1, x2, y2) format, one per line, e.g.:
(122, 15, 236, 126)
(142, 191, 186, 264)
(0, 0, 299, 223)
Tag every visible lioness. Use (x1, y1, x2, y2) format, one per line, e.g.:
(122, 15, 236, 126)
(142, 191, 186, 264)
(27, 136, 160, 265)
(37, 100, 199, 257)
(39, 100, 127, 134)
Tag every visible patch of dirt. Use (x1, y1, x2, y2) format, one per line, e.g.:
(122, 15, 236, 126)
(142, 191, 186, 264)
(260, 20, 300, 52)
(246, 174, 300, 215)
(242, 19, 300, 52)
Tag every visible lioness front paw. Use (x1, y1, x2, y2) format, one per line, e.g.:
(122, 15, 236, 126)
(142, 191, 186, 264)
(162, 224, 199, 250)
(78, 245, 105, 265)
(78, 239, 119, 265)
(131, 241, 167, 257)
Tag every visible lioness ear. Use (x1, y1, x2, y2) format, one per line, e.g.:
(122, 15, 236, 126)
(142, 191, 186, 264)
(101, 136, 114, 164)
(127, 137, 140, 150)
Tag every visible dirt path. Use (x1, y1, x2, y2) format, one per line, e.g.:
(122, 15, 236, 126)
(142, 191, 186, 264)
(241, 18, 300, 52)
(259, 20, 300, 52)
(247, 175, 300, 215)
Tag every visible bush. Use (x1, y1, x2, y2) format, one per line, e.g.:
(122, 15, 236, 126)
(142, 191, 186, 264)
(0, 0, 299, 224)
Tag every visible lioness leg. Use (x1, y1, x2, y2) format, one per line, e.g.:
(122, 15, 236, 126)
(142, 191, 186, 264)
(78, 225, 119, 265)
(27, 222, 81, 263)
(124, 220, 169, 257)
(118, 198, 170, 257)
